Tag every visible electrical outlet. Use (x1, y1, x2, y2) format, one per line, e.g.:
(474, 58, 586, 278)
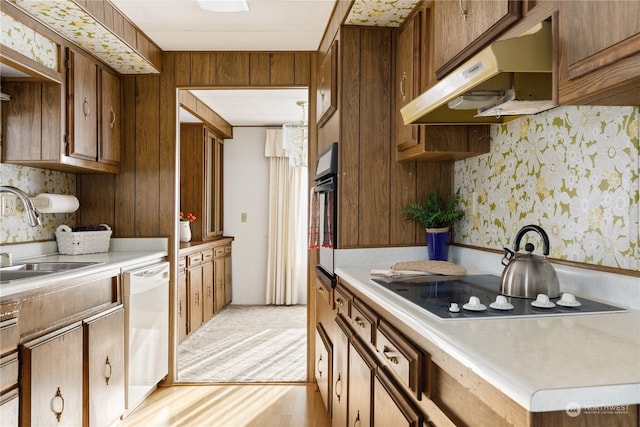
(241, 212, 247, 223)
(1, 194, 18, 216)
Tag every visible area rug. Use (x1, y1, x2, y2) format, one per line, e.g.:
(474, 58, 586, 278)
(177, 305, 307, 383)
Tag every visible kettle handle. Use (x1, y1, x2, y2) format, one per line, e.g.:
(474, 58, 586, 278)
(513, 225, 550, 256)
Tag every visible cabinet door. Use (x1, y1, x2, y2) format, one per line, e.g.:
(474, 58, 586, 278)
(214, 257, 226, 313)
(0, 388, 18, 427)
(558, 1, 640, 105)
(99, 68, 121, 165)
(224, 251, 232, 305)
(84, 306, 125, 427)
(332, 316, 350, 427)
(187, 265, 203, 333)
(433, 0, 521, 79)
(204, 130, 224, 239)
(202, 259, 214, 322)
(395, 8, 422, 151)
(374, 368, 421, 427)
(348, 339, 373, 427)
(67, 48, 98, 161)
(21, 323, 83, 427)
(315, 324, 332, 417)
(177, 262, 188, 343)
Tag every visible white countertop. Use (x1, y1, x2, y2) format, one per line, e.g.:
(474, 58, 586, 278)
(336, 265, 640, 412)
(0, 238, 168, 300)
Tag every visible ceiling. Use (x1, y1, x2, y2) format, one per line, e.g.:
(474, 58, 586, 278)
(109, 0, 419, 127)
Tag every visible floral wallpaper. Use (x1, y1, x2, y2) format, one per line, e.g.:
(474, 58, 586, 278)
(1, 11, 58, 70)
(345, 0, 421, 27)
(454, 106, 639, 271)
(0, 164, 76, 243)
(9, 0, 158, 74)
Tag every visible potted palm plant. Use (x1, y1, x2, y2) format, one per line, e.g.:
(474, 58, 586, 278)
(401, 188, 464, 261)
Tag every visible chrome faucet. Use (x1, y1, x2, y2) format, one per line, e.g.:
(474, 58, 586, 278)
(0, 186, 42, 227)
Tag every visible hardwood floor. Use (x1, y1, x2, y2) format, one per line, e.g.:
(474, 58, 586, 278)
(120, 384, 331, 427)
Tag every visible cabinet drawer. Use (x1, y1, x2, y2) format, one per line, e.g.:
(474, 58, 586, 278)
(177, 256, 187, 272)
(377, 318, 423, 399)
(224, 245, 232, 255)
(350, 299, 377, 345)
(334, 285, 352, 317)
(0, 352, 18, 393)
(0, 318, 18, 356)
(202, 249, 214, 261)
(187, 253, 203, 266)
(214, 246, 226, 258)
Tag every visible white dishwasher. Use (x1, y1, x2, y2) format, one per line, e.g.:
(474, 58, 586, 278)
(123, 261, 170, 412)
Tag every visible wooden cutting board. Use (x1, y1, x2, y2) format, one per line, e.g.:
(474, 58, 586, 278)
(392, 260, 467, 276)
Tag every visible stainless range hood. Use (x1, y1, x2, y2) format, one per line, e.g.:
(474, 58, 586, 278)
(401, 22, 555, 125)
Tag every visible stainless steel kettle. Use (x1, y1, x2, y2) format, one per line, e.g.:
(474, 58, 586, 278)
(500, 225, 560, 298)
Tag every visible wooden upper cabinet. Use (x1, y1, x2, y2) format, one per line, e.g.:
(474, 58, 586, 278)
(180, 124, 224, 242)
(66, 48, 121, 172)
(67, 48, 98, 162)
(395, 7, 423, 151)
(394, 6, 490, 162)
(558, 1, 640, 105)
(317, 41, 338, 127)
(433, 0, 521, 79)
(99, 67, 121, 165)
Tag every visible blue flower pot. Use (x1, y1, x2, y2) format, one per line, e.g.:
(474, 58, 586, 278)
(426, 228, 450, 261)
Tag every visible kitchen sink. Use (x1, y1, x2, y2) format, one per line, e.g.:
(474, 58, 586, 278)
(0, 270, 54, 282)
(0, 261, 102, 283)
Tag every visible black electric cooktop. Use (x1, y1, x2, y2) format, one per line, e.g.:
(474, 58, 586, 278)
(371, 274, 626, 320)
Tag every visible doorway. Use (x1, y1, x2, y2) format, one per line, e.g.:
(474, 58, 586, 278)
(176, 88, 309, 383)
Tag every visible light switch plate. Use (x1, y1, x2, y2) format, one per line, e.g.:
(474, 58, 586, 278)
(241, 212, 247, 223)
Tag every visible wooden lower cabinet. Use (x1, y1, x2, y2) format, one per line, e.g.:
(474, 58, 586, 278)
(177, 257, 188, 344)
(348, 337, 374, 427)
(315, 324, 333, 417)
(332, 315, 350, 427)
(375, 368, 422, 427)
(187, 263, 204, 333)
(83, 306, 125, 427)
(202, 251, 214, 322)
(179, 239, 233, 338)
(214, 256, 226, 314)
(0, 389, 18, 427)
(20, 323, 84, 426)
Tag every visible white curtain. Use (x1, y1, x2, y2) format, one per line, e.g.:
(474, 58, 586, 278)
(265, 129, 308, 305)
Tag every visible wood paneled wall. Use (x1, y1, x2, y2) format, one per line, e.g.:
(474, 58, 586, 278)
(77, 50, 313, 383)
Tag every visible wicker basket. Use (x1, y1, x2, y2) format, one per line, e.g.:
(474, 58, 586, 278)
(55, 224, 112, 255)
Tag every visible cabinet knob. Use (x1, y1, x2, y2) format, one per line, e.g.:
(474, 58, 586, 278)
(354, 317, 365, 328)
(353, 409, 361, 427)
(52, 387, 65, 422)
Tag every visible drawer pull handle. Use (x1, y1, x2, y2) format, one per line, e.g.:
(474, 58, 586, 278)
(178, 300, 182, 317)
(336, 298, 344, 307)
(317, 354, 323, 377)
(383, 346, 399, 365)
(354, 317, 365, 328)
(52, 387, 65, 422)
(353, 409, 361, 427)
(335, 371, 342, 402)
(196, 291, 200, 304)
(104, 356, 112, 385)
(400, 71, 407, 101)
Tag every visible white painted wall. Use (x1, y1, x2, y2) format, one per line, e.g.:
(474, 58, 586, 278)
(223, 127, 270, 304)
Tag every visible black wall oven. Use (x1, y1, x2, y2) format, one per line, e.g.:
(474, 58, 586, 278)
(310, 142, 338, 286)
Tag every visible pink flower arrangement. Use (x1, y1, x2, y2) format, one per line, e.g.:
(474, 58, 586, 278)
(180, 212, 196, 223)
